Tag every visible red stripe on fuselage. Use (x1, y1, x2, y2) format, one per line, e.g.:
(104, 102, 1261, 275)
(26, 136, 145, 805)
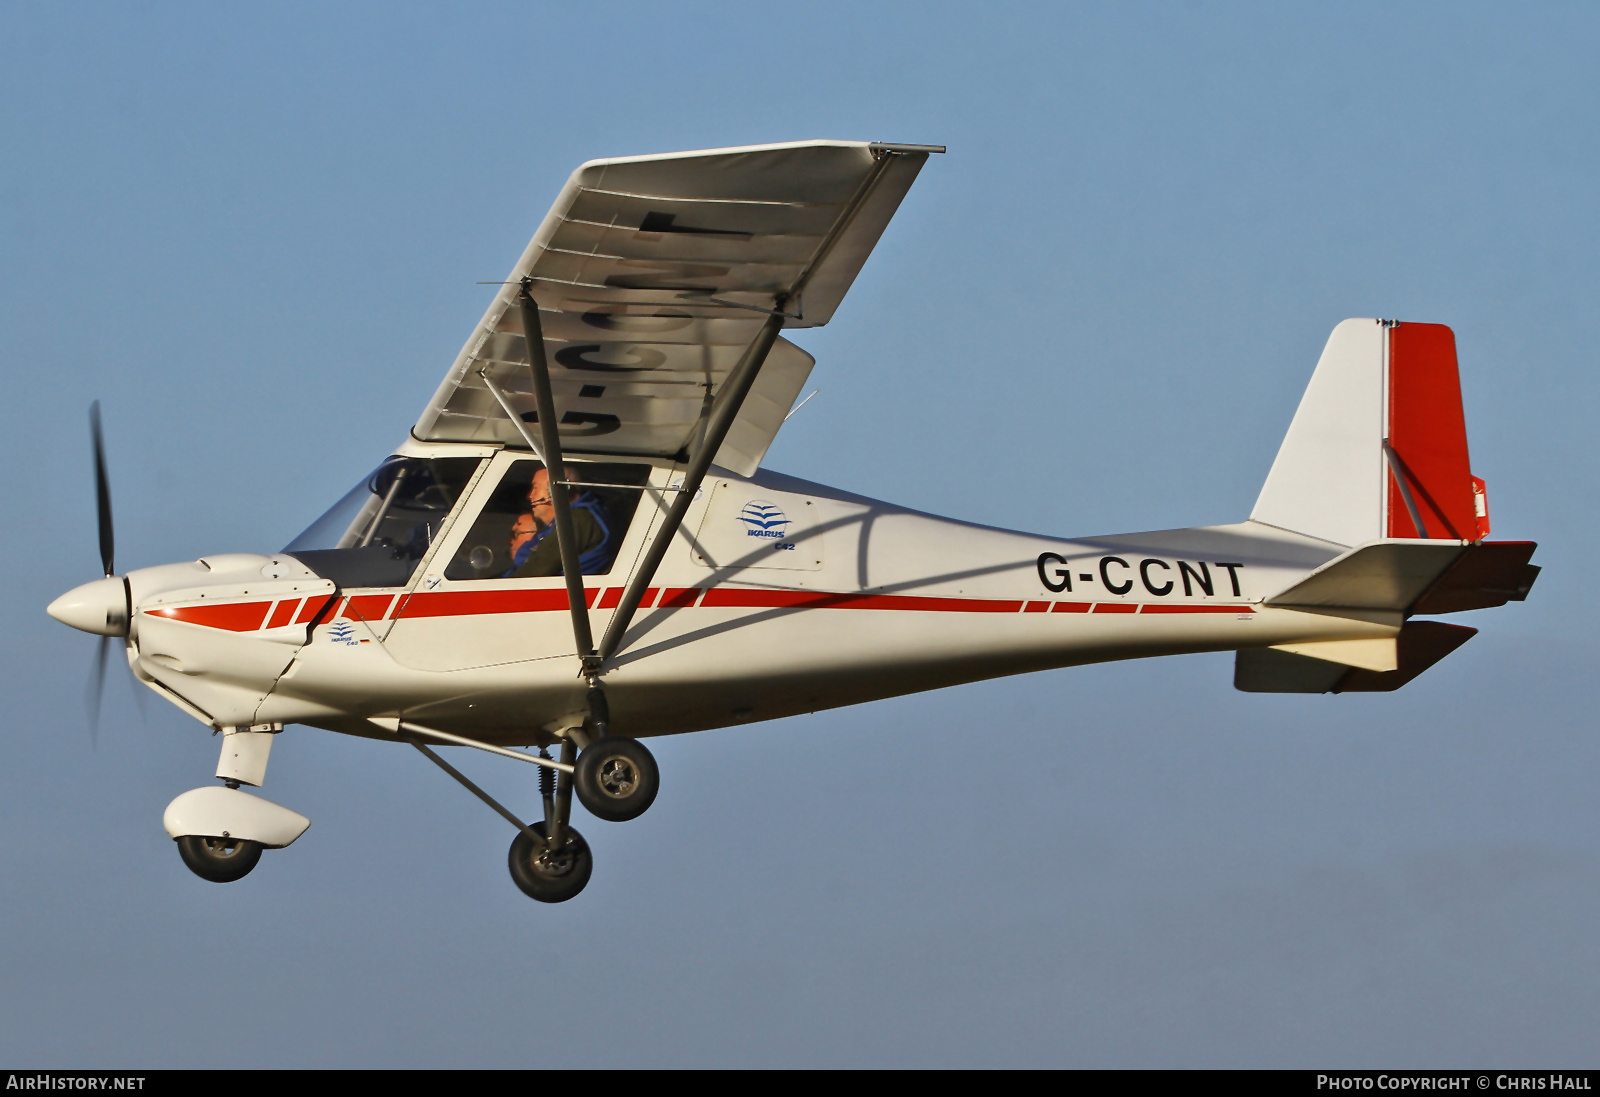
(146, 587, 1258, 631)
(698, 589, 1024, 613)
(295, 594, 337, 624)
(394, 588, 597, 620)
(265, 599, 299, 629)
(344, 594, 397, 621)
(145, 601, 273, 632)
(1140, 604, 1254, 614)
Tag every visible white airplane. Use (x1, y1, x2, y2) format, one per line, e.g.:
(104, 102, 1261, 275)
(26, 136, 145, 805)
(47, 140, 1539, 903)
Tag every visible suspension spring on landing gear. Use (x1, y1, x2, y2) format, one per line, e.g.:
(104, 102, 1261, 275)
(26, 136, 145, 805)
(538, 748, 555, 799)
(538, 747, 556, 822)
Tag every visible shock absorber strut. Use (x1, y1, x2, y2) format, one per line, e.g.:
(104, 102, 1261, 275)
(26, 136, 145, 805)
(538, 746, 556, 827)
(586, 677, 610, 739)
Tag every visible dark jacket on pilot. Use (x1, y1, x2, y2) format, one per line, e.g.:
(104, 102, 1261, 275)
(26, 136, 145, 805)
(505, 494, 613, 578)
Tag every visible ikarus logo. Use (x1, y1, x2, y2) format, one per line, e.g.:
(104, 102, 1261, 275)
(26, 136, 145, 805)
(738, 500, 791, 540)
(327, 620, 363, 646)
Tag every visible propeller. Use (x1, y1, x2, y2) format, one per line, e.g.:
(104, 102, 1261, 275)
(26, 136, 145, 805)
(86, 401, 117, 739)
(47, 403, 137, 738)
(92, 400, 114, 577)
(87, 629, 111, 742)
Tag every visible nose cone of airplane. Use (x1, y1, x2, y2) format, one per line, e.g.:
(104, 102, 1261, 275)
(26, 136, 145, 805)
(47, 576, 129, 636)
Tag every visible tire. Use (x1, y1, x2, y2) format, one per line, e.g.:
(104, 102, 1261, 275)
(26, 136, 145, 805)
(508, 822, 593, 903)
(573, 736, 659, 822)
(176, 835, 263, 883)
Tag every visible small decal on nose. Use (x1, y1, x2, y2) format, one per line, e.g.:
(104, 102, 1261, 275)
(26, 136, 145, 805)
(327, 620, 363, 646)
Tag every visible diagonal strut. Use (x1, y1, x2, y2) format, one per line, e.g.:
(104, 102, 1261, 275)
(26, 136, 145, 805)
(596, 299, 788, 668)
(516, 280, 596, 665)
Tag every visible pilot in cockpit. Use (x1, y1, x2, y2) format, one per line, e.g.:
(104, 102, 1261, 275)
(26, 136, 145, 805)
(504, 466, 616, 578)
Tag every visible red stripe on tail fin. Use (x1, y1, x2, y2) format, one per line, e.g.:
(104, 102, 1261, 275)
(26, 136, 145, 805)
(1386, 324, 1479, 540)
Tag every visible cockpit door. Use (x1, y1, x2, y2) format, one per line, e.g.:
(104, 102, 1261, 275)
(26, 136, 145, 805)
(382, 452, 656, 672)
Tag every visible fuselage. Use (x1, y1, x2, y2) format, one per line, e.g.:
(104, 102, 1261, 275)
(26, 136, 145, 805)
(82, 439, 1384, 747)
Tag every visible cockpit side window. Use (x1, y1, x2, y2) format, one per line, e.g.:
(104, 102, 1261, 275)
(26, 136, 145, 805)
(286, 457, 482, 588)
(444, 460, 650, 581)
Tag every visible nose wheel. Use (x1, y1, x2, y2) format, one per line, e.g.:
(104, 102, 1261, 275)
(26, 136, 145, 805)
(176, 835, 263, 882)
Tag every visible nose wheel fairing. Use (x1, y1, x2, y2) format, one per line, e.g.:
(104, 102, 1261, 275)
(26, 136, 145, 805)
(163, 786, 310, 849)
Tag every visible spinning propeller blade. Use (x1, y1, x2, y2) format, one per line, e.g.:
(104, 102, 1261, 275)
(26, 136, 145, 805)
(85, 401, 120, 741)
(91, 400, 114, 577)
(87, 635, 111, 743)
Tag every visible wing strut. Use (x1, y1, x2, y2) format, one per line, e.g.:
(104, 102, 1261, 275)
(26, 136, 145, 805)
(596, 301, 789, 669)
(511, 281, 599, 668)
(477, 283, 607, 699)
(478, 287, 785, 732)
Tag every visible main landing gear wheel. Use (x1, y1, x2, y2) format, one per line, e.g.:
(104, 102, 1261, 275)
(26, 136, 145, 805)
(508, 822, 593, 903)
(573, 736, 659, 822)
(176, 835, 263, 883)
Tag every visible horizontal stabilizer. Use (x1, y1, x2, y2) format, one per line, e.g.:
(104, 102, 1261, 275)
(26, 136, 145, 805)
(1412, 541, 1540, 614)
(1266, 541, 1464, 613)
(1235, 621, 1476, 693)
(1267, 539, 1540, 616)
(1269, 637, 1396, 671)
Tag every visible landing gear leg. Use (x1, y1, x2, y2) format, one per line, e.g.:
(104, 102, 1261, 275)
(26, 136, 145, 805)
(571, 678, 660, 823)
(586, 679, 610, 739)
(509, 738, 591, 903)
(546, 738, 575, 850)
(539, 746, 557, 830)
(400, 722, 594, 903)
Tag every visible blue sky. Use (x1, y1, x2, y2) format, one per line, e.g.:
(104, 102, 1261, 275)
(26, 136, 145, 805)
(2, 2, 1597, 1066)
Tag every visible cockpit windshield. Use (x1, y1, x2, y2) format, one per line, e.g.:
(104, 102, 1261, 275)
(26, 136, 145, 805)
(285, 456, 482, 588)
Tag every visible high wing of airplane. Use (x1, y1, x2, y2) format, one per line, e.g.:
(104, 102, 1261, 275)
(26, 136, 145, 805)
(47, 140, 1538, 902)
(415, 138, 930, 473)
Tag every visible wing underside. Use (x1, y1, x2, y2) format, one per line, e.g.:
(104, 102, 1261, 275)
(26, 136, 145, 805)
(414, 140, 935, 475)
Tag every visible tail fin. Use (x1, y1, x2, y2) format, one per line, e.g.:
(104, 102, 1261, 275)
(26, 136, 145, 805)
(1251, 319, 1490, 547)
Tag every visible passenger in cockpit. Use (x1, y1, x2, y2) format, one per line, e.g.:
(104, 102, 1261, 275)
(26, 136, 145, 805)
(504, 466, 616, 578)
(507, 511, 538, 568)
